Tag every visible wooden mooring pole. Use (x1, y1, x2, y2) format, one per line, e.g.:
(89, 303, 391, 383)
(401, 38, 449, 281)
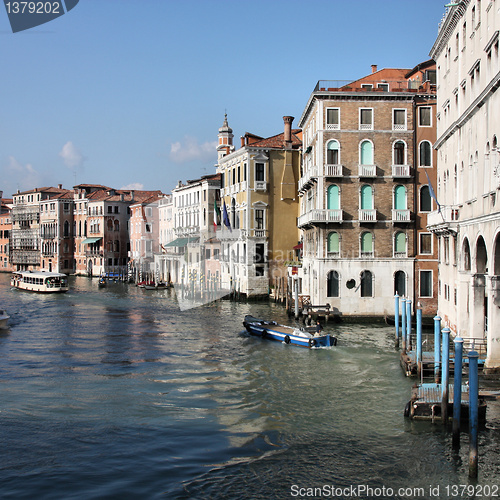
(452, 337, 464, 449)
(406, 299, 412, 351)
(416, 307, 422, 379)
(468, 350, 479, 479)
(394, 293, 400, 348)
(402, 297, 407, 352)
(434, 316, 441, 384)
(441, 327, 451, 425)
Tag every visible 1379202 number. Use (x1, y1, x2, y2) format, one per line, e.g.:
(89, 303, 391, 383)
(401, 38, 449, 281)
(446, 484, 499, 497)
(5, 2, 61, 14)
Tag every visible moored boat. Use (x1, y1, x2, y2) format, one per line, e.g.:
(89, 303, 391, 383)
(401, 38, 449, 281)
(243, 315, 337, 348)
(11, 271, 69, 293)
(0, 309, 10, 329)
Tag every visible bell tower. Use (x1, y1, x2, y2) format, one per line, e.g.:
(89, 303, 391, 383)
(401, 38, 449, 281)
(217, 113, 234, 160)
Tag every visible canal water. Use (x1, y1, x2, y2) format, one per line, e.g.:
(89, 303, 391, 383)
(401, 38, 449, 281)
(1, 273, 500, 500)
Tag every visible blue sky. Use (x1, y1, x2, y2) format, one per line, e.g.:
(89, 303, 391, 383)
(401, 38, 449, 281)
(1, 0, 447, 197)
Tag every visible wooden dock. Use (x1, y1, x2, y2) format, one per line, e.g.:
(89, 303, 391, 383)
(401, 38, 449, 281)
(404, 382, 487, 423)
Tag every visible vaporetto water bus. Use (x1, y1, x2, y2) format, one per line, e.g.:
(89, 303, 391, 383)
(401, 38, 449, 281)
(11, 271, 69, 293)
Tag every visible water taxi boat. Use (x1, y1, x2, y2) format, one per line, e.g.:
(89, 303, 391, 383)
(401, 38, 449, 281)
(0, 309, 10, 329)
(11, 271, 69, 293)
(243, 315, 337, 348)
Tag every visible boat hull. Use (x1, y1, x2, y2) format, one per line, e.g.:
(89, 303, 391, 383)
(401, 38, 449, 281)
(243, 315, 336, 348)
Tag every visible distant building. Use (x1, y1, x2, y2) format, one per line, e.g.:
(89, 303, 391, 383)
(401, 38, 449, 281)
(297, 63, 437, 316)
(428, 0, 500, 368)
(10, 185, 68, 271)
(215, 115, 302, 297)
(0, 192, 14, 272)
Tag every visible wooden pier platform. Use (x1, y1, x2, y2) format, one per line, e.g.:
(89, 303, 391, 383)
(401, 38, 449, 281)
(404, 383, 487, 423)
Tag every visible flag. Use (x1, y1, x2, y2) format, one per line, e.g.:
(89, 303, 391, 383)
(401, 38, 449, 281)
(213, 198, 221, 230)
(222, 200, 232, 232)
(425, 171, 440, 212)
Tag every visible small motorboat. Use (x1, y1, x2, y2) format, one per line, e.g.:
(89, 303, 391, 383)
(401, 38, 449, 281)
(243, 315, 337, 348)
(0, 309, 10, 329)
(98, 277, 107, 288)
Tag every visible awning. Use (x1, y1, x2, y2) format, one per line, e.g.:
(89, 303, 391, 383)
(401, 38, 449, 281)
(163, 237, 199, 248)
(82, 237, 102, 245)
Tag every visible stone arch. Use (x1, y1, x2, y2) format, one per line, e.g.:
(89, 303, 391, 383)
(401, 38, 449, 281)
(494, 232, 500, 275)
(476, 235, 488, 274)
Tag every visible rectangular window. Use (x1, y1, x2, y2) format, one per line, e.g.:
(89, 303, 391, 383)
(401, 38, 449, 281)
(326, 108, 340, 130)
(255, 209, 264, 229)
(419, 107, 431, 126)
(255, 163, 265, 182)
(361, 84, 373, 90)
(359, 108, 373, 130)
(419, 233, 433, 254)
(108, 206, 113, 214)
(377, 83, 389, 91)
(393, 109, 406, 130)
(419, 270, 433, 297)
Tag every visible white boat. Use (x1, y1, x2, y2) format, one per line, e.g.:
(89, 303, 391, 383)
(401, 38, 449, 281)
(11, 271, 69, 293)
(0, 309, 10, 329)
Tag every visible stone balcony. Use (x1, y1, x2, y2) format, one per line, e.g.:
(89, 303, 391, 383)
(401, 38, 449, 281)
(427, 205, 460, 234)
(297, 209, 343, 228)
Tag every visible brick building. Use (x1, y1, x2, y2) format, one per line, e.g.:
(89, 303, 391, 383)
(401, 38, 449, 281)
(297, 64, 437, 317)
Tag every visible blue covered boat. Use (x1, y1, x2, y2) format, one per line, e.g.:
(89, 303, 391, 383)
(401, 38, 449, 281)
(243, 315, 337, 348)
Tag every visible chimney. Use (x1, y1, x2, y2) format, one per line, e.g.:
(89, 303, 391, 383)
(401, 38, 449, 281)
(371, 65, 377, 74)
(241, 136, 245, 148)
(283, 116, 294, 149)
(130, 190, 134, 201)
(58, 184, 62, 189)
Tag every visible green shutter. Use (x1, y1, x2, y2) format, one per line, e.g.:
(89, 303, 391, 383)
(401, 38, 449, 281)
(328, 232, 339, 253)
(361, 141, 373, 165)
(327, 185, 340, 210)
(395, 232, 406, 253)
(394, 185, 406, 210)
(361, 185, 373, 209)
(361, 232, 373, 252)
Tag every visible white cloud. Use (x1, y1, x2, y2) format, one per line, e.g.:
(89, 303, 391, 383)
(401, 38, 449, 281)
(169, 136, 217, 164)
(120, 183, 145, 190)
(3, 156, 43, 194)
(59, 141, 85, 169)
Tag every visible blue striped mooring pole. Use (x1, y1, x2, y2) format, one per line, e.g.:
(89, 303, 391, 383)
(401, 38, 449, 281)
(394, 293, 400, 348)
(416, 307, 422, 378)
(406, 299, 412, 350)
(468, 349, 479, 479)
(402, 297, 407, 352)
(452, 337, 464, 448)
(434, 316, 441, 383)
(441, 327, 451, 424)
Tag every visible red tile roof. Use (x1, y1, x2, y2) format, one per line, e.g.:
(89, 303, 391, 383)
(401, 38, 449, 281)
(245, 129, 302, 149)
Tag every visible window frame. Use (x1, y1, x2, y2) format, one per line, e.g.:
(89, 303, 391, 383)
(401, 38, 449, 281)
(392, 109, 407, 131)
(359, 108, 374, 130)
(419, 270, 433, 298)
(418, 106, 432, 127)
(419, 232, 433, 255)
(326, 107, 340, 130)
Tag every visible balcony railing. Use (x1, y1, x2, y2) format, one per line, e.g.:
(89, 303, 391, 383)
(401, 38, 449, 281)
(324, 164, 343, 177)
(358, 164, 376, 177)
(394, 251, 408, 258)
(359, 123, 373, 131)
(359, 209, 377, 222)
(392, 164, 411, 177)
(298, 166, 318, 191)
(392, 123, 407, 131)
(254, 229, 267, 238)
(298, 209, 343, 227)
(427, 205, 460, 233)
(392, 209, 411, 222)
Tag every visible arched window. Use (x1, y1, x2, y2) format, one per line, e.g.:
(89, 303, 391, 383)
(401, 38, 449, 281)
(360, 270, 373, 297)
(114, 240, 120, 252)
(107, 219, 113, 231)
(64, 220, 70, 238)
(327, 140, 340, 164)
(394, 185, 406, 210)
(361, 232, 373, 256)
(114, 220, 120, 231)
(327, 232, 340, 255)
(476, 236, 488, 274)
(327, 185, 340, 210)
(394, 231, 406, 256)
(360, 185, 373, 209)
(462, 238, 471, 271)
(394, 271, 406, 296)
(419, 141, 432, 167)
(360, 140, 373, 165)
(393, 140, 406, 165)
(420, 185, 432, 212)
(327, 270, 339, 297)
